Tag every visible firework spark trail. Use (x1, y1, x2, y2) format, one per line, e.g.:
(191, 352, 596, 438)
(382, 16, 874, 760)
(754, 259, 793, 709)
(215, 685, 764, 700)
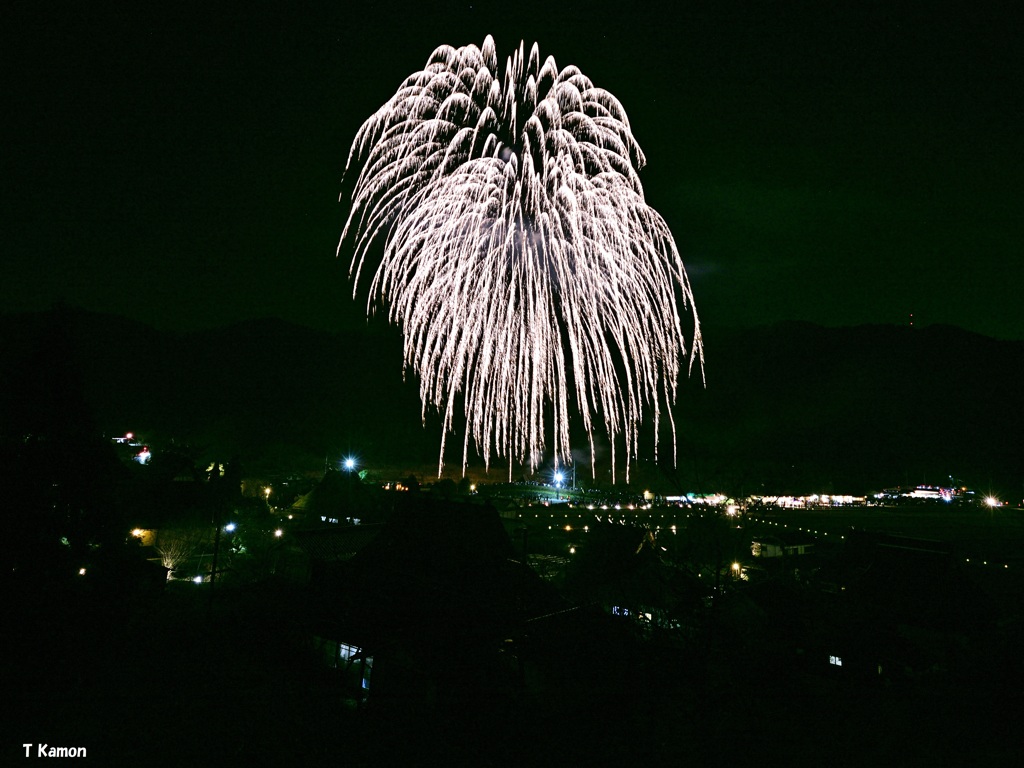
(339, 36, 703, 481)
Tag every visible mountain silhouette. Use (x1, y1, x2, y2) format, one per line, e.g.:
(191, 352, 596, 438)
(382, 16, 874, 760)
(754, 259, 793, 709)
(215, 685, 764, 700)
(1, 307, 1020, 497)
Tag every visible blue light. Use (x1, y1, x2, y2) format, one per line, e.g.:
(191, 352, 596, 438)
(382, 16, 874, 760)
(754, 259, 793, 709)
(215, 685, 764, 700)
(343, 457, 356, 471)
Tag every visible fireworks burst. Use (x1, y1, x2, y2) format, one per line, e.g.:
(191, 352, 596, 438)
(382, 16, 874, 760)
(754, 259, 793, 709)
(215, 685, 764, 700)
(339, 35, 702, 481)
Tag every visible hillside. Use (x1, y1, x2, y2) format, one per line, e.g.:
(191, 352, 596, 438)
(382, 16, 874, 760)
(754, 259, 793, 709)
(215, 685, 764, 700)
(1, 307, 1020, 496)
(675, 321, 1023, 496)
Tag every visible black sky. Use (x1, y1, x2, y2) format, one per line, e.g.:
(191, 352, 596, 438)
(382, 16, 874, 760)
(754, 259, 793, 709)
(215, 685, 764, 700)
(4, 0, 1021, 338)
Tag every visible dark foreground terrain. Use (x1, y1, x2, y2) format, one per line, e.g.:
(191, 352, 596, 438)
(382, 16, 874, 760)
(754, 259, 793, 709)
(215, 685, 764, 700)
(5, 522, 1023, 768)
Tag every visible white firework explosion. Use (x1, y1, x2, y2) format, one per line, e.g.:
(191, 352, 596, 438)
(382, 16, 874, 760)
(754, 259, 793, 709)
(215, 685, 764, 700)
(339, 35, 702, 482)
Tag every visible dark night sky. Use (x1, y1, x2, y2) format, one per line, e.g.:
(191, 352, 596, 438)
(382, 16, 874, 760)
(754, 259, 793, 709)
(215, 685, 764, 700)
(4, 0, 1021, 338)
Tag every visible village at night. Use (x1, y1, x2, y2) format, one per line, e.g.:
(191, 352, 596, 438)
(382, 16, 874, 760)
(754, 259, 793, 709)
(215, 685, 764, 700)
(4, 1, 1023, 764)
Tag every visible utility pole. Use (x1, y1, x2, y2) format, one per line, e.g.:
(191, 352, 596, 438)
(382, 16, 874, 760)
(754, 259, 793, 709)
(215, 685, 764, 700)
(209, 509, 221, 599)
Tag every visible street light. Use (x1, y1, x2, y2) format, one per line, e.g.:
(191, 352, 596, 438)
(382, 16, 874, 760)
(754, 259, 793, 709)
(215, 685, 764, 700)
(343, 457, 357, 471)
